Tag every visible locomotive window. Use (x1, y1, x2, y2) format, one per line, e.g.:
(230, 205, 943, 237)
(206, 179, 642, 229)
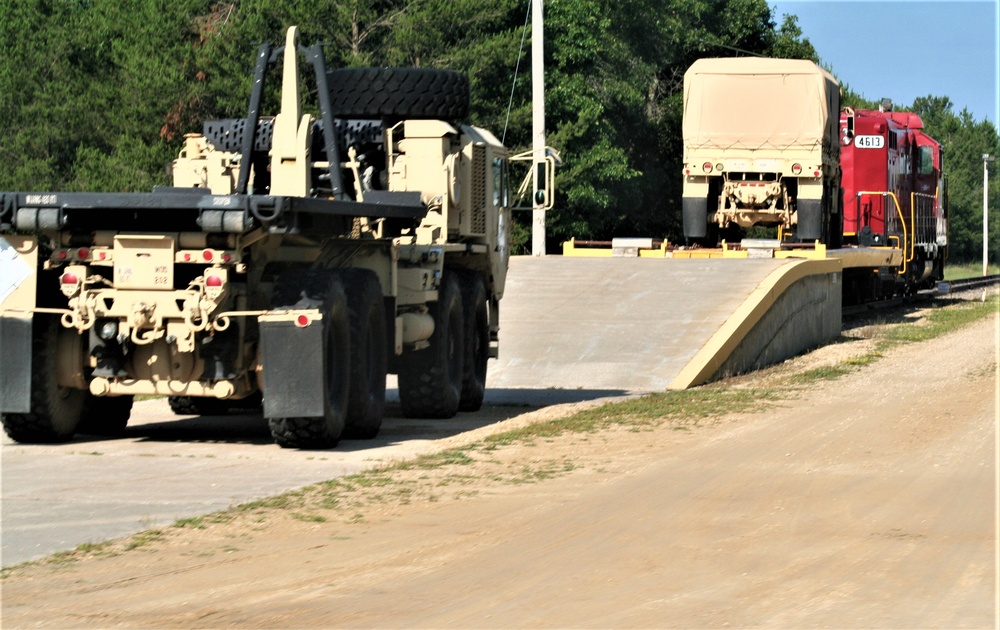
(918, 146, 934, 175)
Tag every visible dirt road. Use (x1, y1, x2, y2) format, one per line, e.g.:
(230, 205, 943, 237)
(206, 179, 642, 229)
(1, 313, 996, 628)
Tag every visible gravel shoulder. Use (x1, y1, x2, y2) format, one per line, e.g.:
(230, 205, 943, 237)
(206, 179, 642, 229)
(1, 299, 997, 628)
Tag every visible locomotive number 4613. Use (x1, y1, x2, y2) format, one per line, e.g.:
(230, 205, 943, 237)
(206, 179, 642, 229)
(854, 135, 885, 149)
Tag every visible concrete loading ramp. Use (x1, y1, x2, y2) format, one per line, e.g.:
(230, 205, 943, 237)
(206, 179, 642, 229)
(486, 256, 841, 398)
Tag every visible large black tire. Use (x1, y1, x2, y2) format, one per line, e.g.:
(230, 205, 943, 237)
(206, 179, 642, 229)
(0, 316, 85, 443)
(267, 271, 351, 449)
(457, 271, 489, 412)
(167, 396, 229, 416)
(77, 395, 134, 436)
(167, 396, 199, 415)
(398, 272, 465, 419)
(167, 393, 261, 416)
(325, 67, 470, 120)
(342, 269, 388, 439)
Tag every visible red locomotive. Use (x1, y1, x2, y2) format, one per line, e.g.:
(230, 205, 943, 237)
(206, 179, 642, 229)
(839, 104, 948, 301)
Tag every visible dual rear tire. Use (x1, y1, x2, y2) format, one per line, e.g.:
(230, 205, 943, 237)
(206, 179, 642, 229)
(0, 315, 134, 443)
(266, 268, 389, 448)
(398, 271, 489, 419)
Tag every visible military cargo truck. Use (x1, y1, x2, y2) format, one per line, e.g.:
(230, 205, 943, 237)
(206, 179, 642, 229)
(0, 27, 523, 449)
(681, 57, 841, 245)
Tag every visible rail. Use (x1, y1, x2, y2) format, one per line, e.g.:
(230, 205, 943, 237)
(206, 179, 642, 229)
(936, 274, 1000, 294)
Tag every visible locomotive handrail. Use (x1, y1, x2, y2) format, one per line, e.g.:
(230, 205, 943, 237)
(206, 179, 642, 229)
(856, 190, 908, 276)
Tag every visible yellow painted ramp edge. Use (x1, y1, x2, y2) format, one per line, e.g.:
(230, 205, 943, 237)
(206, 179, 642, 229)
(668, 258, 842, 390)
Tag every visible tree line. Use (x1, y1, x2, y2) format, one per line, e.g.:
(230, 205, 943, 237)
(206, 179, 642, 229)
(1, 0, 996, 262)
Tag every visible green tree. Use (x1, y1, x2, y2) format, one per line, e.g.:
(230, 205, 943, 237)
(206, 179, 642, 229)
(909, 96, 1000, 263)
(0, 0, 825, 252)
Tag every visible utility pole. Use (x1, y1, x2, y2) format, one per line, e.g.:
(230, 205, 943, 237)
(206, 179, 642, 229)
(531, 0, 546, 256)
(984, 154, 995, 276)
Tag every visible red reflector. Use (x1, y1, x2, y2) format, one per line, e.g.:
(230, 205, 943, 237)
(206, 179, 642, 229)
(222, 253, 232, 262)
(77, 247, 90, 260)
(202, 249, 213, 261)
(206, 275, 223, 287)
(296, 315, 310, 327)
(184, 253, 192, 261)
(813, 170, 820, 177)
(99, 252, 107, 260)
(61, 272, 78, 285)
(57, 250, 68, 260)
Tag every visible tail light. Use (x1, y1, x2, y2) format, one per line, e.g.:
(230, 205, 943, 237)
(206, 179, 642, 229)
(702, 162, 713, 173)
(791, 163, 802, 175)
(203, 268, 228, 300)
(59, 267, 85, 297)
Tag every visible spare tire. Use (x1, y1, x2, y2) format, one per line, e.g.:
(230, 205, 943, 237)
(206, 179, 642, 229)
(326, 67, 470, 120)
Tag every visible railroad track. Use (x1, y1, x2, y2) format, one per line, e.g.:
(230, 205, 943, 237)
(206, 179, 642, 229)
(935, 273, 1000, 294)
(842, 274, 999, 318)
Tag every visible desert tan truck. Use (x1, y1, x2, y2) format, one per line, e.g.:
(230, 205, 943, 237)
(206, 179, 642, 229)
(681, 57, 841, 244)
(0, 27, 521, 448)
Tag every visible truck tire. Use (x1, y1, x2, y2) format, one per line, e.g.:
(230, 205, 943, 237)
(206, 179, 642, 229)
(398, 272, 465, 419)
(342, 269, 387, 439)
(325, 68, 470, 120)
(77, 395, 133, 436)
(0, 315, 85, 443)
(168, 393, 262, 416)
(268, 271, 351, 449)
(457, 271, 488, 412)
(167, 396, 199, 415)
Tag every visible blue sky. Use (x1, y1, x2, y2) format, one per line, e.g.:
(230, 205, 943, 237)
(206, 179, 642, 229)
(769, 0, 999, 126)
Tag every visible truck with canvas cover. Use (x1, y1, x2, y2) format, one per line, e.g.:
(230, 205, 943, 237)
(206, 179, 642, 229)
(681, 57, 841, 245)
(0, 27, 525, 449)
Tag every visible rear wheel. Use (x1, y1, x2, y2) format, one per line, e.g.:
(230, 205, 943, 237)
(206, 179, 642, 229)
(398, 272, 464, 419)
(167, 393, 261, 416)
(77, 395, 133, 436)
(458, 271, 489, 412)
(268, 271, 351, 449)
(0, 316, 85, 443)
(342, 269, 388, 439)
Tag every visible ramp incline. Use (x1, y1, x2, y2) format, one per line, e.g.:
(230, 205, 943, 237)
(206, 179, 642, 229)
(487, 256, 840, 396)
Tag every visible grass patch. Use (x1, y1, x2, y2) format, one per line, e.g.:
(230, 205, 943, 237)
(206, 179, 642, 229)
(290, 512, 327, 523)
(884, 295, 998, 345)
(123, 530, 165, 551)
(482, 387, 771, 447)
(397, 450, 477, 470)
(945, 261, 1000, 279)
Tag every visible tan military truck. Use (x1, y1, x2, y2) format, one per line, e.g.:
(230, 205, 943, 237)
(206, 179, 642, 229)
(0, 27, 520, 449)
(681, 57, 841, 245)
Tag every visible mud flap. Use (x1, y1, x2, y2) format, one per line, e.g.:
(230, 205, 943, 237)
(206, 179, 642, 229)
(797, 199, 823, 242)
(259, 316, 325, 419)
(0, 316, 32, 413)
(682, 197, 708, 239)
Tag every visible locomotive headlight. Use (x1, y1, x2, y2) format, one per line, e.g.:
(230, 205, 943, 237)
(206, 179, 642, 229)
(97, 320, 119, 341)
